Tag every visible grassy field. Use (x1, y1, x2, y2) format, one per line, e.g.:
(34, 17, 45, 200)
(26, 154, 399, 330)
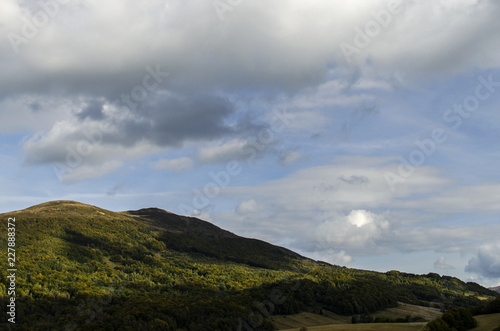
(371, 302, 441, 321)
(272, 312, 351, 330)
(274, 302, 441, 330)
(280, 322, 427, 331)
(471, 313, 500, 331)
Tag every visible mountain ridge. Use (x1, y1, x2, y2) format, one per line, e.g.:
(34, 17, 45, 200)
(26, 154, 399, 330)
(125, 207, 239, 239)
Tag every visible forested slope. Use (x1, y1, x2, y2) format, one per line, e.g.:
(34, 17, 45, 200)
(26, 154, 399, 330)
(0, 201, 497, 330)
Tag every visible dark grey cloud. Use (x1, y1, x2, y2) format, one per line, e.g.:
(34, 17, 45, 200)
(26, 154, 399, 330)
(23, 92, 270, 169)
(339, 175, 369, 185)
(107, 181, 126, 196)
(76, 100, 105, 121)
(108, 94, 236, 147)
(29, 102, 42, 112)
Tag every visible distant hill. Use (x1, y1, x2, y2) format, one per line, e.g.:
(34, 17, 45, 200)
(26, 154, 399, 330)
(490, 286, 500, 294)
(0, 200, 498, 330)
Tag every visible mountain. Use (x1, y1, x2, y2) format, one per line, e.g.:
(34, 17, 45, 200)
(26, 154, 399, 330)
(490, 286, 500, 294)
(0, 200, 498, 330)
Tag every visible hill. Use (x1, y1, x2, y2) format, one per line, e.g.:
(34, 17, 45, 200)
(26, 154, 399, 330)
(0, 200, 498, 330)
(490, 286, 500, 294)
(126, 207, 308, 270)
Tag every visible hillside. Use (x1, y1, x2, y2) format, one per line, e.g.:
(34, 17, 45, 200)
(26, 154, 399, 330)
(490, 286, 500, 294)
(126, 207, 308, 270)
(0, 200, 498, 330)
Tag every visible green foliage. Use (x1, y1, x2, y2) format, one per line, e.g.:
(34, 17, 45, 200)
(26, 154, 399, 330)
(424, 317, 451, 331)
(471, 296, 500, 315)
(425, 308, 477, 331)
(157, 231, 303, 270)
(0, 201, 496, 329)
(372, 315, 426, 323)
(441, 307, 477, 330)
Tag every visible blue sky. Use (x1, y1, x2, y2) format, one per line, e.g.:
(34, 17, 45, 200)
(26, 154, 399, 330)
(1, 0, 500, 287)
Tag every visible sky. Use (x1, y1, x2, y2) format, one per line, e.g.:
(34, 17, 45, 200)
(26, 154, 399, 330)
(1, 0, 500, 287)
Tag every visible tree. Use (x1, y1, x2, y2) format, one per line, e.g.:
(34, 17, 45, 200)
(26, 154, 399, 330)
(424, 318, 451, 331)
(441, 307, 477, 331)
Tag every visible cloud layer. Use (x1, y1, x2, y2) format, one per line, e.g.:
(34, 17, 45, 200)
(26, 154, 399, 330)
(1, 0, 498, 180)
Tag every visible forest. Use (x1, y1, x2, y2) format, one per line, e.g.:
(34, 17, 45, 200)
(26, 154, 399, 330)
(0, 201, 498, 330)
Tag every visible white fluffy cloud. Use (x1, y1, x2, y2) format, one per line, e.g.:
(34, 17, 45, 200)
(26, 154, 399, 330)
(317, 209, 390, 253)
(236, 199, 260, 215)
(348, 209, 376, 227)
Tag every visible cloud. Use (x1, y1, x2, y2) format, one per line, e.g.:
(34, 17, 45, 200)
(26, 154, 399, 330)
(339, 175, 369, 185)
(279, 149, 303, 165)
(21, 93, 269, 180)
(28, 101, 42, 112)
(0, 95, 74, 132)
(22, 118, 163, 182)
(2, 0, 500, 101)
(76, 99, 105, 121)
(400, 184, 500, 213)
(55, 160, 124, 183)
(466, 244, 500, 278)
(223, 156, 449, 213)
(347, 209, 376, 227)
(236, 199, 259, 215)
(113, 94, 236, 148)
(198, 139, 250, 164)
(107, 181, 126, 196)
(434, 256, 455, 270)
(5, 0, 500, 185)
(211, 157, 500, 263)
(152, 157, 193, 172)
(328, 250, 353, 265)
(317, 210, 390, 253)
